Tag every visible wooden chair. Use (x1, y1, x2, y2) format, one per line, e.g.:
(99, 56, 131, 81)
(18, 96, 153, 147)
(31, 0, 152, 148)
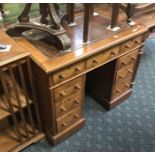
(121, 3, 155, 25)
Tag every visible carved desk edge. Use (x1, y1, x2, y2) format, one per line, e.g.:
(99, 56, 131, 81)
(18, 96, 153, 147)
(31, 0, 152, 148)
(15, 24, 148, 74)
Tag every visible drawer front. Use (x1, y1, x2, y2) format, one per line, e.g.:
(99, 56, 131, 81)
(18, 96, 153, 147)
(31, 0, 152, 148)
(120, 40, 133, 54)
(112, 78, 132, 99)
(86, 46, 119, 69)
(52, 61, 85, 85)
(86, 52, 104, 69)
(115, 63, 135, 84)
(120, 35, 143, 54)
(55, 93, 82, 118)
(54, 77, 83, 102)
(117, 49, 138, 70)
(132, 35, 143, 48)
(56, 107, 81, 133)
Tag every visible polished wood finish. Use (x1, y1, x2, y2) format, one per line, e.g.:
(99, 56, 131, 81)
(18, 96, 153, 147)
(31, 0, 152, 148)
(16, 24, 147, 73)
(0, 30, 44, 152)
(15, 8, 148, 143)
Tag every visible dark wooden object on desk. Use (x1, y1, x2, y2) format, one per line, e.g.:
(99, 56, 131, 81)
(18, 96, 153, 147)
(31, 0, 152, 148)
(110, 4, 120, 29)
(67, 3, 75, 25)
(0, 30, 44, 152)
(16, 3, 71, 51)
(121, 3, 155, 25)
(15, 6, 148, 145)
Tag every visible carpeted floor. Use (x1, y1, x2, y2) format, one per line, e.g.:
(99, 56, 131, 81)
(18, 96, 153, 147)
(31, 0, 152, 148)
(23, 37, 155, 152)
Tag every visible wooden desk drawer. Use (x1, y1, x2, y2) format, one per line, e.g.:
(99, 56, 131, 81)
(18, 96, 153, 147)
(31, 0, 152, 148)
(115, 63, 134, 84)
(54, 77, 83, 102)
(52, 61, 85, 85)
(112, 78, 132, 99)
(117, 49, 138, 70)
(132, 35, 143, 48)
(86, 46, 119, 69)
(56, 107, 81, 133)
(120, 35, 143, 54)
(120, 40, 133, 54)
(55, 93, 82, 118)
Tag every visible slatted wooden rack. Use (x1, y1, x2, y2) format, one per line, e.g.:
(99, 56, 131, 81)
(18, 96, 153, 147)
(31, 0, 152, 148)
(0, 30, 44, 152)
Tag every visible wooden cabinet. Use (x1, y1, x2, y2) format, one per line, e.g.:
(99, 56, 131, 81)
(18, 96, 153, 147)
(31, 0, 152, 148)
(0, 31, 44, 152)
(86, 34, 145, 110)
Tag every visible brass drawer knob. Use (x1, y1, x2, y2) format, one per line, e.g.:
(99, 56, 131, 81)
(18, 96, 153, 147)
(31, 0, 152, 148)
(128, 69, 133, 73)
(92, 58, 98, 64)
(131, 56, 136, 61)
(74, 100, 80, 105)
(60, 91, 66, 97)
(59, 74, 65, 79)
(121, 61, 127, 66)
(116, 89, 121, 93)
(134, 40, 139, 44)
(74, 114, 80, 118)
(124, 44, 130, 49)
(60, 107, 67, 112)
(119, 75, 124, 79)
(111, 51, 117, 56)
(75, 66, 81, 72)
(74, 84, 81, 89)
(125, 84, 130, 88)
(61, 122, 67, 127)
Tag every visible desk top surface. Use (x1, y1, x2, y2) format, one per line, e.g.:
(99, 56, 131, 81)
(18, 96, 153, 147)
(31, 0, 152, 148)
(15, 24, 147, 74)
(14, 6, 148, 73)
(0, 30, 29, 67)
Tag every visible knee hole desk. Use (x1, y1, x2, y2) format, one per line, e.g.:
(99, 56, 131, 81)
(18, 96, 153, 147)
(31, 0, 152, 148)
(14, 19, 148, 145)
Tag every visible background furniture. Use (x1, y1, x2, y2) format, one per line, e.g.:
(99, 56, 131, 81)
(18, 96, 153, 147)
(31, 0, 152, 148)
(0, 30, 44, 152)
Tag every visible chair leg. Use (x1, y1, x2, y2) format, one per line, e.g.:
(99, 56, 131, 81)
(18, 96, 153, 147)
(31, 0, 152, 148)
(111, 3, 120, 29)
(126, 3, 135, 25)
(83, 4, 91, 43)
(67, 3, 76, 26)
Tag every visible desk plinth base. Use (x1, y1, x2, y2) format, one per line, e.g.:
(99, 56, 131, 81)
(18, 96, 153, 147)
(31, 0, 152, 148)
(88, 89, 132, 110)
(46, 118, 85, 145)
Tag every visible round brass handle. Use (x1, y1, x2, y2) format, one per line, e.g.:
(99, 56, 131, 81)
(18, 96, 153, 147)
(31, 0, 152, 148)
(61, 122, 67, 127)
(59, 74, 65, 79)
(128, 69, 133, 73)
(111, 51, 116, 56)
(75, 66, 81, 72)
(121, 61, 127, 66)
(74, 100, 80, 105)
(116, 89, 121, 93)
(92, 58, 98, 64)
(125, 84, 130, 88)
(60, 107, 67, 112)
(119, 75, 124, 79)
(131, 56, 136, 61)
(74, 84, 81, 89)
(74, 114, 80, 118)
(124, 45, 130, 49)
(134, 40, 139, 44)
(60, 91, 66, 97)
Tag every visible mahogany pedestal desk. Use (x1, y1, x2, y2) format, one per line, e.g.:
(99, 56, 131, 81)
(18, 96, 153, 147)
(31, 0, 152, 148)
(15, 22, 148, 145)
